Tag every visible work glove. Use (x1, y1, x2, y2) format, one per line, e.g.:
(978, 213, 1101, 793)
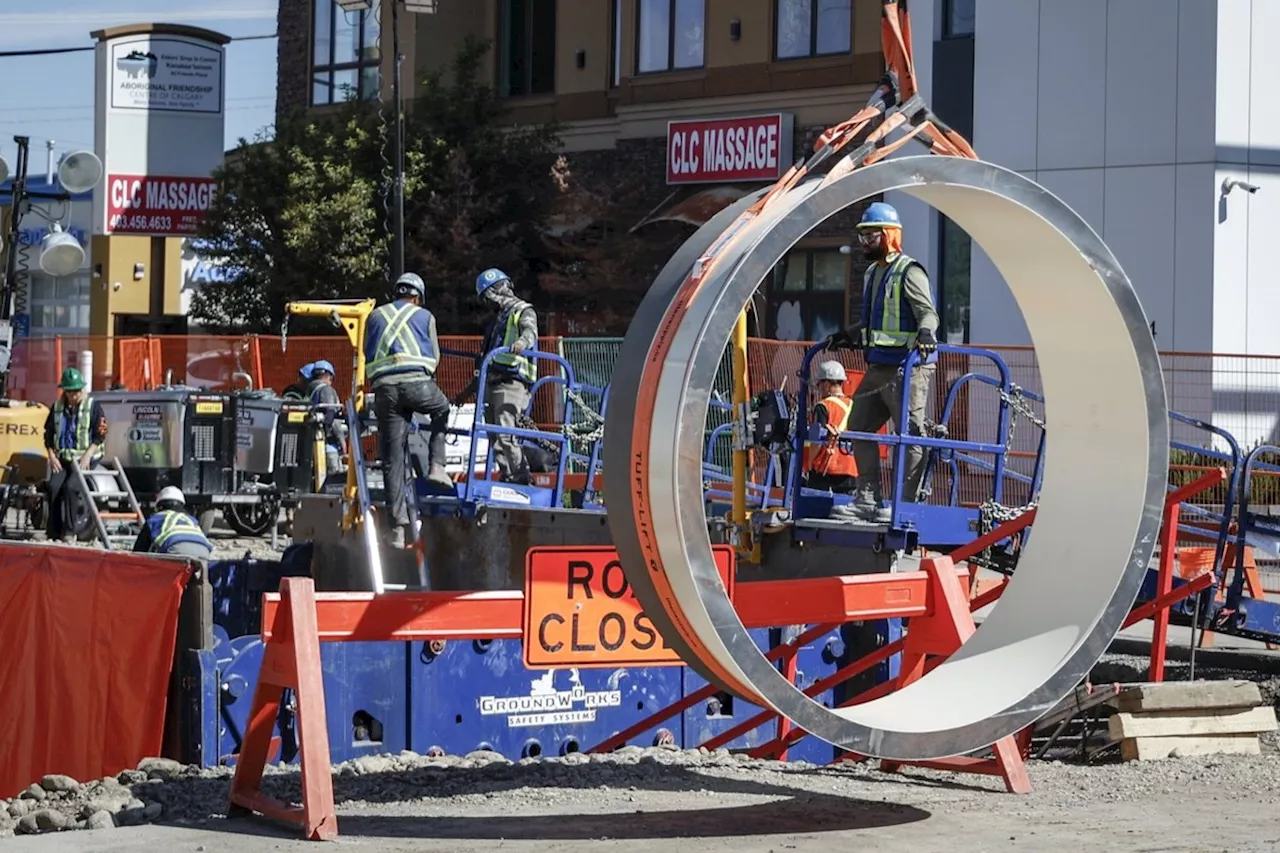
(823, 327, 861, 351)
(916, 327, 938, 358)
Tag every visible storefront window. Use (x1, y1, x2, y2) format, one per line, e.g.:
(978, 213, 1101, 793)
(311, 0, 381, 105)
(499, 0, 557, 96)
(937, 215, 972, 343)
(637, 0, 705, 74)
(27, 272, 90, 336)
(776, 0, 851, 59)
(943, 0, 976, 37)
(765, 247, 849, 342)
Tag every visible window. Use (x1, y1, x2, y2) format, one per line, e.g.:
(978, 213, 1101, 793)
(610, 0, 622, 87)
(765, 248, 849, 342)
(311, 0, 381, 106)
(937, 215, 971, 343)
(499, 0, 557, 97)
(775, 0, 851, 60)
(637, 0, 705, 74)
(28, 272, 90, 335)
(942, 0, 975, 38)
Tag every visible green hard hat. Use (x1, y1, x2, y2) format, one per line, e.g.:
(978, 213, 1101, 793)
(58, 367, 86, 391)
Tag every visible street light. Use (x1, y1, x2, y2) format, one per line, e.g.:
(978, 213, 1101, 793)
(0, 135, 103, 392)
(334, 0, 436, 281)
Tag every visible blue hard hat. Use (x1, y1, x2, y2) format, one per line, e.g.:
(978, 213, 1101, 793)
(299, 362, 315, 380)
(311, 359, 336, 377)
(857, 201, 901, 229)
(476, 267, 510, 296)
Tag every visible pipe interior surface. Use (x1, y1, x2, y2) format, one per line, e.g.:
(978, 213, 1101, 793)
(606, 156, 1168, 761)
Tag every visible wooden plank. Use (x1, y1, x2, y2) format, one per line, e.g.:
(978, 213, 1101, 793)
(1120, 734, 1261, 761)
(1116, 680, 1262, 713)
(1108, 706, 1278, 739)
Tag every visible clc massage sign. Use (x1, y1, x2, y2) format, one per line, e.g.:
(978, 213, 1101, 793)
(666, 113, 795, 185)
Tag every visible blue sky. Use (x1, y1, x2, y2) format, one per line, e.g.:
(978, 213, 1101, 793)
(0, 0, 278, 172)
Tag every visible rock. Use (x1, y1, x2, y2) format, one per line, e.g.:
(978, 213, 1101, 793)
(115, 803, 149, 827)
(7, 800, 29, 819)
(20, 784, 45, 801)
(143, 802, 163, 822)
(40, 774, 80, 794)
(138, 757, 185, 780)
(464, 749, 508, 764)
(25, 809, 70, 832)
(117, 770, 147, 785)
(349, 755, 397, 775)
(15, 814, 40, 835)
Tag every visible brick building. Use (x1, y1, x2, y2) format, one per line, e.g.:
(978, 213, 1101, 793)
(275, 0, 978, 340)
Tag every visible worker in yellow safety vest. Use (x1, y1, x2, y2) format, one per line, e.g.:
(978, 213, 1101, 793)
(824, 202, 939, 522)
(802, 360, 859, 494)
(363, 272, 453, 549)
(132, 486, 213, 558)
(42, 367, 107, 541)
(454, 268, 538, 486)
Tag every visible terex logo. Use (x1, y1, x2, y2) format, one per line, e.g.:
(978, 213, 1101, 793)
(4, 423, 38, 436)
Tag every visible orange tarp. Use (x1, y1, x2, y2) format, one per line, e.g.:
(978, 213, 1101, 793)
(0, 545, 191, 797)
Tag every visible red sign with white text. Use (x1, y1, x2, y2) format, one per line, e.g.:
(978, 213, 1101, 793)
(105, 174, 218, 237)
(666, 113, 793, 185)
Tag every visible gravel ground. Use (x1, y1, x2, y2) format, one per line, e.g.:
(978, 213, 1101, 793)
(2, 747, 1280, 852)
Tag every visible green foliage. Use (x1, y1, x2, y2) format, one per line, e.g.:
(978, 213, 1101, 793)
(1169, 444, 1280, 505)
(192, 37, 562, 335)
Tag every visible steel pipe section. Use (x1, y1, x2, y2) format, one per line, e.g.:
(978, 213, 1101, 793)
(603, 155, 1168, 760)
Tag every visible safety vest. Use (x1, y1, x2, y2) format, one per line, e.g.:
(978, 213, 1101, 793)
(803, 395, 858, 477)
(483, 301, 536, 385)
(52, 396, 101, 463)
(365, 300, 439, 383)
(861, 253, 925, 355)
(148, 510, 213, 553)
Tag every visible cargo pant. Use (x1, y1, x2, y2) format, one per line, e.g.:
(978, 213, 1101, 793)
(485, 377, 531, 483)
(848, 361, 936, 506)
(373, 375, 450, 529)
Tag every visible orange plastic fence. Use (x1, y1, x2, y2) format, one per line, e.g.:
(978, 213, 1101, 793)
(0, 545, 191, 798)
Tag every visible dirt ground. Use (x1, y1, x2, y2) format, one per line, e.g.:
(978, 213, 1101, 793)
(3, 747, 1280, 853)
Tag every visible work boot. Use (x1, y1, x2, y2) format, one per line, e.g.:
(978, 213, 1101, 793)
(848, 490, 892, 524)
(387, 524, 407, 549)
(425, 463, 453, 489)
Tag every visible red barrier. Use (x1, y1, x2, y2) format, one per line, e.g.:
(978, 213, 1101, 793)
(0, 545, 191, 797)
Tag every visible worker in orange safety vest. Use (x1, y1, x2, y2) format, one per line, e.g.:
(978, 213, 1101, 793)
(802, 359, 859, 494)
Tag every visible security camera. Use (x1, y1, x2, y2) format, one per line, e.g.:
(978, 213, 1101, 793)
(1222, 178, 1261, 195)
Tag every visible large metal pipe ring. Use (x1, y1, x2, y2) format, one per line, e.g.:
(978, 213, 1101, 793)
(603, 155, 1169, 761)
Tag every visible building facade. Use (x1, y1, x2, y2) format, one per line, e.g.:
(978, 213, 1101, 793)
(278, 0, 982, 341)
(277, 0, 1277, 362)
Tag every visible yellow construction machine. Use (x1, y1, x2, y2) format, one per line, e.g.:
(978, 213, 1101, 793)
(0, 399, 50, 535)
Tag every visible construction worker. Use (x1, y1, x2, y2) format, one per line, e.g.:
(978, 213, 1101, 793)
(42, 367, 107, 540)
(364, 272, 452, 549)
(132, 486, 213, 558)
(825, 201, 939, 522)
(307, 359, 347, 477)
(802, 360, 859, 494)
(454, 268, 537, 485)
(283, 363, 315, 400)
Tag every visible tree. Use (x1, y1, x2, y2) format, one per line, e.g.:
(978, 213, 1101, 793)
(191, 37, 563, 335)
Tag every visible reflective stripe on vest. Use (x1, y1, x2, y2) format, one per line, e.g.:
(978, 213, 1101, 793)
(805, 395, 857, 476)
(366, 302, 438, 381)
(862, 254, 918, 350)
(490, 303, 536, 384)
(52, 396, 96, 462)
(150, 510, 211, 552)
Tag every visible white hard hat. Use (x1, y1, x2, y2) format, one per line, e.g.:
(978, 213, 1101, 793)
(157, 486, 186, 506)
(814, 360, 847, 383)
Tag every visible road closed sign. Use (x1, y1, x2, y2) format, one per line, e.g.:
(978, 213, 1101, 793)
(523, 546, 735, 669)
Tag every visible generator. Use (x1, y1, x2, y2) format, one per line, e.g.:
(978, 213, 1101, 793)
(0, 399, 50, 536)
(95, 388, 236, 529)
(273, 400, 323, 500)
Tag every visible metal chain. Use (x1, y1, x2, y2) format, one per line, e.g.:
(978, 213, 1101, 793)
(562, 387, 607, 444)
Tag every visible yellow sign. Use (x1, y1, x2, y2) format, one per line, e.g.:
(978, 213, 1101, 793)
(195, 402, 223, 414)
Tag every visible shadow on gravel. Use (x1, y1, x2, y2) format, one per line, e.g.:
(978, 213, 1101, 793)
(152, 761, 932, 841)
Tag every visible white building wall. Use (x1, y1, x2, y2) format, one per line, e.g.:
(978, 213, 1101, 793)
(969, 0, 1220, 359)
(886, 0, 936, 267)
